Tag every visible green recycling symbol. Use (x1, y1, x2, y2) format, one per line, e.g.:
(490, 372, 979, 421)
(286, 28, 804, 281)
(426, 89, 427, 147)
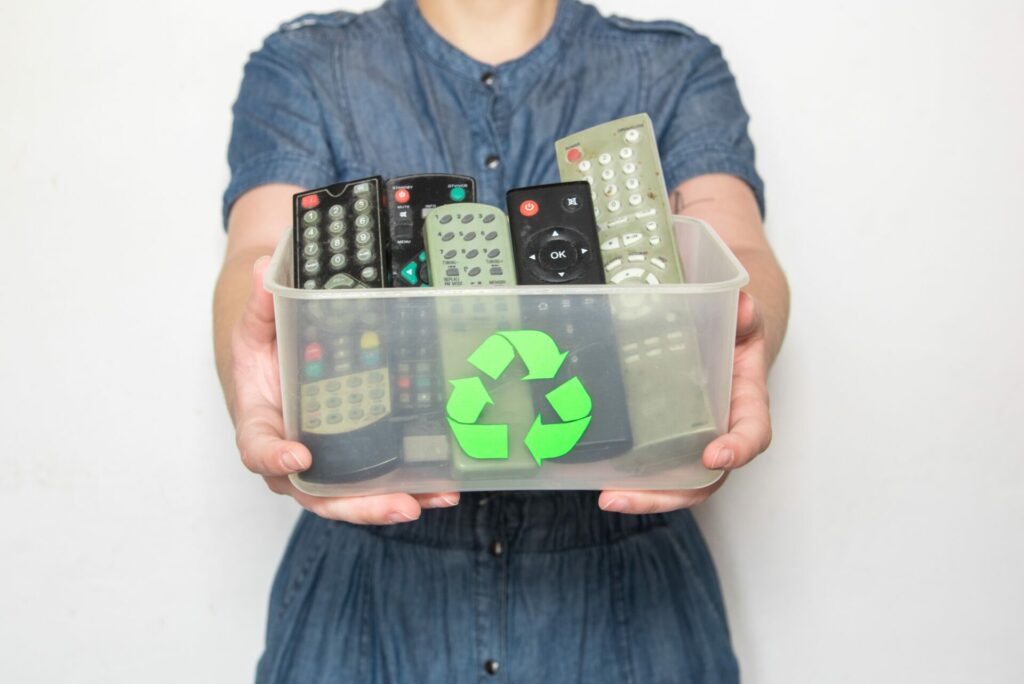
(446, 330, 592, 466)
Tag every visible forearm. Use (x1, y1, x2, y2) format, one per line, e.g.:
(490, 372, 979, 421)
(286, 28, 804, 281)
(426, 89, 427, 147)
(672, 173, 790, 366)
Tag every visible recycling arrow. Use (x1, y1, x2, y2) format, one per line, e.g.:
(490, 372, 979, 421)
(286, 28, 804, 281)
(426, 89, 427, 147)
(525, 415, 592, 464)
(446, 377, 494, 423)
(468, 334, 515, 380)
(494, 330, 568, 380)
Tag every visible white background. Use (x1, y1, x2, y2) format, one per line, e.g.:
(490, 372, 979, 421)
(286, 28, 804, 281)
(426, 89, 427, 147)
(2, 0, 1022, 681)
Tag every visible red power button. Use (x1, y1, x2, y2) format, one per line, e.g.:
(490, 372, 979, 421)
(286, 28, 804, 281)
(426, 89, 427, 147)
(519, 200, 539, 217)
(394, 188, 410, 204)
(566, 147, 583, 163)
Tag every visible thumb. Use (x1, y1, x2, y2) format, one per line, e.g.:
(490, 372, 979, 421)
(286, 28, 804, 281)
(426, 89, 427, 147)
(736, 291, 763, 341)
(237, 256, 277, 346)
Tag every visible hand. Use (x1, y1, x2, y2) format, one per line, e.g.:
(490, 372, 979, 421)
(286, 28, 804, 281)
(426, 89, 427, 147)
(598, 291, 773, 514)
(230, 257, 459, 524)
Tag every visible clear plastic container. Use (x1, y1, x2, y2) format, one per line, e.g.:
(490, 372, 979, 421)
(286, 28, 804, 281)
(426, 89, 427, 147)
(265, 216, 749, 496)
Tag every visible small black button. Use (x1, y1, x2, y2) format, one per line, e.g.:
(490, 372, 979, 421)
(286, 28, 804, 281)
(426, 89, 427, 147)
(485, 155, 500, 169)
(481, 72, 495, 86)
(485, 660, 500, 675)
(561, 194, 583, 212)
(489, 540, 504, 556)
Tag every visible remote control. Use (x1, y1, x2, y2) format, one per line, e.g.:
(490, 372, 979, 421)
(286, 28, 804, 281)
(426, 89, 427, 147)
(505, 182, 604, 285)
(425, 204, 535, 479)
(291, 178, 399, 484)
(385, 174, 476, 287)
(293, 177, 388, 289)
(555, 113, 685, 285)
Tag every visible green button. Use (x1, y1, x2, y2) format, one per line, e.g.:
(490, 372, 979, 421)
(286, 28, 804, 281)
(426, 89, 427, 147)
(450, 187, 467, 202)
(401, 261, 419, 284)
(304, 360, 323, 380)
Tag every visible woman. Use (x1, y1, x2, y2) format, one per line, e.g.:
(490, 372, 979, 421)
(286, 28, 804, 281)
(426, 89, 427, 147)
(214, 0, 789, 680)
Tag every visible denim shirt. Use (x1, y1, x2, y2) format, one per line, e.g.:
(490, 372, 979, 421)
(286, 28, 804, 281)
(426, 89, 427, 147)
(223, 0, 763, 226)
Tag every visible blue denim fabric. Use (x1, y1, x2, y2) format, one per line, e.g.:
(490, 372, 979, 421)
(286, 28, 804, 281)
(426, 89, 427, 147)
(258, 495, 738, 683)
(226, 1, 759, 680)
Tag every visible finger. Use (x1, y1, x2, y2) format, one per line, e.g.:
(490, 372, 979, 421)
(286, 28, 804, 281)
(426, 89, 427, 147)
(292, 489, 424, 525)
(236, 405, 312, 476)
(413, 492, 461, 509)
(236, 256, 277, 347)
(703, 375, 772, 470)
(599, 476, 727, 514)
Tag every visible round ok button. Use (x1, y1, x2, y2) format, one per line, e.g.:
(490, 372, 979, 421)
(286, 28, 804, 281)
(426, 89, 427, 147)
(538, 237, 578, 271)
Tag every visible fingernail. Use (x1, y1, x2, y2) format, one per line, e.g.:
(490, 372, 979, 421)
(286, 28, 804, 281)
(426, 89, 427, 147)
(711, 447, 734, 469)
(387, 511, 417, 524)
(282, 450, 305, 472)
(601, 497, 629, 513)
(426, 495, 459, 508)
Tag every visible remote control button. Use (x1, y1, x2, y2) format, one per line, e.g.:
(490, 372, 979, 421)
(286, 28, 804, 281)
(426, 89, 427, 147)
(645, 221, 658, 231)
(354, 215, 371, 229)
(628, 193, 643, 206)
(304, 343, 323, 361)
(348, 392, 364, 404)
(490, 266, 503, 275)
(450, 186, 467, 201)
(608, 216, 628, 228)
(302, 385, 320, 397)
(651, 257, 667, 269)
(468, 266, 481, 276)
(538, 238, 578, 271)
(566, 147, 583, 163)
(304, 417, 321, 429)
(627, 253, 646, 263)
(326, 380, 342, 391)
(302, 279, 317, 289)
(610, 267, 645, 283)
(601, 168, 615, 181)
(460, 214, 474, 224)
(400, 261, 419, 284)
(619, 147, 633, 159)
(483, 213, 496, 223)
(443, 249, 457, 258)
(303, 209, 320, 224)
(353, 198, 370, 213)
(636, 208, 656, 218)
(562, 194, 582, 212)
(304, 400, 321, 413)
(604, 183, 617, 196)
(324, 273, 356, 288)
(328, 237, 345, 252)
(439, 214, 453, 224)
(646, 273, 661, 285)
(369, 388, 385, 400)
(466, 249, 479, 259)
(623, 233, 642, 246)
(300, 194, 320, 209)
(326, 396, 342, 409)
(328, 204, 345, 219)
(487, 248, 500, 258)
(328, 220, 346, 235)
(519, 200, 539, 217)
(607, 199, 621, 212)
(361, 266, 377, 281)
(598, 152, 612, 165)
(625, 129, 640, 143)
(326, 413, 343, 424)
(355, 231, 372, 245)
(303, 259, 321, 275)
(584, 175, 594, 185)
(622, 162, 637, 174)
(370, 404, 387, 416)
(356, 248, 373, 263)
(464, 231, 477, 241)
(446, 267, 459, 276)
(353, 182, 370, 195)
(302, 243, 320, 258)
(303, 226, 319, 241)
(398, 376, 412, 390)
(484, 231, 498, 240)
(368, 370, 385, 384)
(625, 178, 640, 191)
(577, 160, 591, 173)
(304, 360, 323, 379)
(650, 235, 662, 246)
(441, 232, 455, 242)
(348, 409, 365, 420)
(601, 237, 621, 250)
(393, 188, 410, 204)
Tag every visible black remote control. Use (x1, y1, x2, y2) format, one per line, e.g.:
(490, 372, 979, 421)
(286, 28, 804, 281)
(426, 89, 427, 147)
(291, 178, 400, 483)
(293, 177, 389, 289)
(505, 182, 603, 285)
(504, 182, 632, 462)
(385, 174, 476, 287)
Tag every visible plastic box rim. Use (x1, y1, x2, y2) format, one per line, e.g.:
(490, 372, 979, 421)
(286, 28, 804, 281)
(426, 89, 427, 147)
(264, 215, 750, 298)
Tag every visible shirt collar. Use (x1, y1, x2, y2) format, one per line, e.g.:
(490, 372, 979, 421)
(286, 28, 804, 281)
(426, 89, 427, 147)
(390, 0, 581, 84)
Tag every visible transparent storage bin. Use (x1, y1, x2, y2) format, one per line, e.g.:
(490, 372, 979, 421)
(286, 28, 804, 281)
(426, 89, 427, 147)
(265, 216, 749, 496)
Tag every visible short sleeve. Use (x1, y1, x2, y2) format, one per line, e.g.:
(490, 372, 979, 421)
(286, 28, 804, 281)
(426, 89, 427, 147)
(650, 34, 765, 217)
(222, 29, 339, 228)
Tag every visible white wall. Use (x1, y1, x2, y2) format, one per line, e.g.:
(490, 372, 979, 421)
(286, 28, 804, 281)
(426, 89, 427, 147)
(1, 0, 1021, 681)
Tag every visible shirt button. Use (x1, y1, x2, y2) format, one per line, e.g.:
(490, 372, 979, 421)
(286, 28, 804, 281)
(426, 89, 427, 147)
(484, 660, 500, 675)
(485, 155, 501, 169)
(489, 540, 504, 556)
(481, 71, 495, 86)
